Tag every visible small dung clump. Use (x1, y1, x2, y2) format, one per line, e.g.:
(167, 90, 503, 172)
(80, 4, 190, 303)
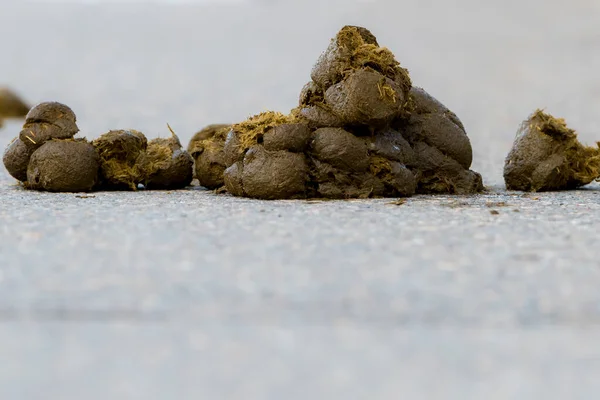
(263, 123, 312, 153)
(0, 88, 29, 128)
(27, 139, 99, 192)
(302, 25, 411, 129)
(92, 129, 148, 190)
(224, 145, 309, 199)
(187, 124, 231, 154)
(310, 25, 411, 100)
(188, 124, 231, 189)
(19, 102, 79, 150)
(2, 137, 34, 182)
(3, 101, 82, 184)
(226, 111, 300, 156)
(397, 86, 483, 195)
(504, 109, 600, 191)
(221, 113, 317, 199)
(145, 126, 194, 190)
(200, 25, 483, 200)
(323, 68, 405, 127)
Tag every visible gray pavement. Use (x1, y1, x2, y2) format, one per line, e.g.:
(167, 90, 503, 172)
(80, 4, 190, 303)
(1, 0, 600, 399)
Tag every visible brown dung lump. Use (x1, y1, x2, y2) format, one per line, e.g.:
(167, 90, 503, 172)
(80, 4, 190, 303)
(224, 145, 309, 199)
(26, 139, 99, 192)
(145, 126, 194, 190)
(2, 137, 33, 182)
(19, 102, 79, 150)
(188, 124, 231, 189)
(92, 129, 148, 190)
(504, 109, 600, 191)
(188, 124, 231, 154)
(398, 86, 482, 194)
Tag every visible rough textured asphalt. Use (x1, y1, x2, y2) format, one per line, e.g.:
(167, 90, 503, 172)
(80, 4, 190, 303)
(2, 0, 600, 398)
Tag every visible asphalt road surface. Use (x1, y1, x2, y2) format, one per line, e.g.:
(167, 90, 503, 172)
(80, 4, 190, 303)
(1, 1, 600, 399)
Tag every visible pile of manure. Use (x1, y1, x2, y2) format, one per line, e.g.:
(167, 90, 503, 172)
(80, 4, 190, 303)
(191, 25, 483, 199)
(3, 102, 193, 192)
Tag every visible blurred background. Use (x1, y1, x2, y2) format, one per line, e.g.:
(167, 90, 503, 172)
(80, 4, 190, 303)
(2, 0, 600, 186)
